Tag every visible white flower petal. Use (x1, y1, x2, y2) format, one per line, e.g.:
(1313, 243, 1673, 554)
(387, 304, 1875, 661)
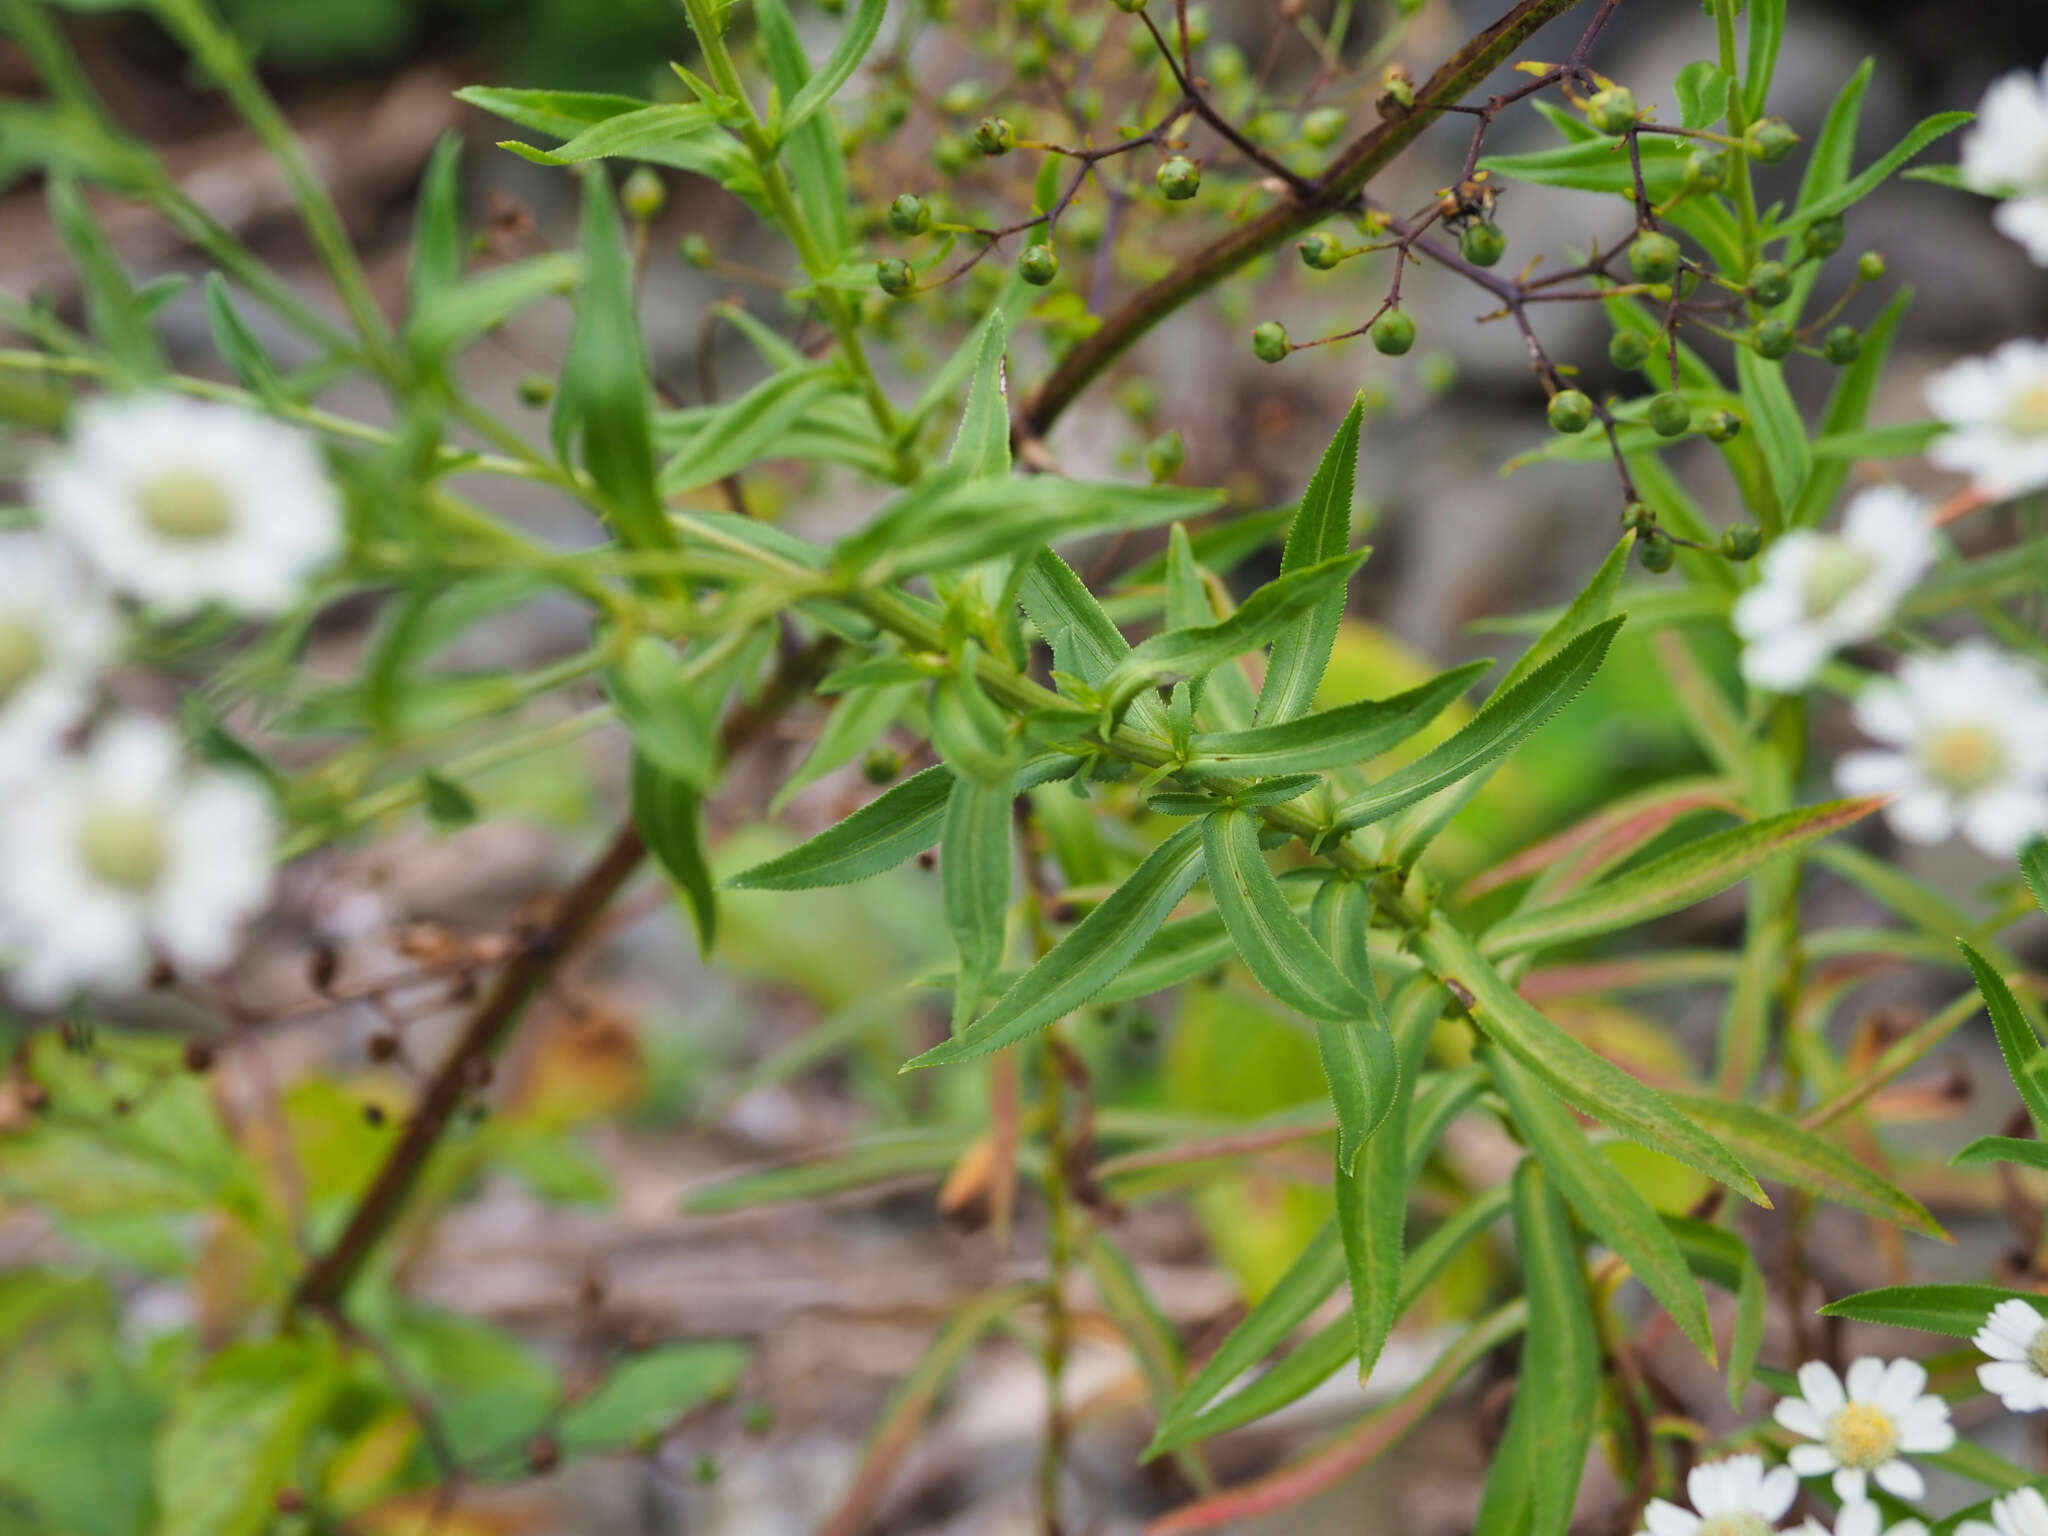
(1787, 1442, 1838, 1477)
(1844, 1356, 1889, 1403)
(1642, 1499, 1702, 1536)
(1885, 787, 1957, 845)
(1796, 1360, 1847, 1416)
(1994, 197, 2048, 266)
(1832, 1465, 1869, 1504)
(1873, 1458, 1925, 1501)
(1773, 1395, 1826, 1439)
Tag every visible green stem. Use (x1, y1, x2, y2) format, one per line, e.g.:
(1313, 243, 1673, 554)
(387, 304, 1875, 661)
(1711, 0, 1760, 259)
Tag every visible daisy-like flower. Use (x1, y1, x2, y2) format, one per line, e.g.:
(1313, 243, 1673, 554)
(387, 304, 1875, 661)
(1773, 1357, 1955, 1504)
(1803, 1503, 1928, 1536)
(1974, 1297, 2048, 1411)
(0, 715, 274, 1006)
(1834, 645, 2048, 858)
(1635, 1454, 1798, 1536)
(1925, 340, 2048, 501)
(33, 393, 343, 616)
(1731, 486, 1934, 692)
(1959, 1489, 2048, 1536)
(0, 532, 114, 781)
(1959, 61, 2048, 265)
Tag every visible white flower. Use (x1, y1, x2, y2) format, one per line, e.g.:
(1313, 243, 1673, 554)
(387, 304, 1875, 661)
(1773, 1357, 1955, 1504)
(1925, 340, 2048, 501)
(1959, 61, 2048, 265)
(33, 393, 343, 616)
(1959, 1489, 2048, 1536)
(1635, 1454, 1798, 1536)
(0, 715, 274, 1005)
(1974, 1297, 2048, 1411)
(1731, 487, 1934, 692)
(1803, 1503, 1928, 1536)
(0, 532, 114, 781)
(1834, 645, 2048, 858)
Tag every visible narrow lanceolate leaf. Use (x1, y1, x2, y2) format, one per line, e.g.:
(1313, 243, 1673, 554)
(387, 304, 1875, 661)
(1954, 1136, 2048, 1171)
(1258, 394, 1364, 724)
(1820, 1284, 2048, 1340)
(1102, 552, 1368, 714)
(1178, 661, 1491, 780)
(633, 755, 716, 955)
(1336, 1044, 1409, 1385)
(1963, 939, 2048, 1137)
(942, 773, 1013, 1025)
(1203, 809, 1371, 1024)
(727, 766, 952, 890)
(1418, 915, 1765, 1207)
(947, 307, 1010, 480)
(779, 0, 887, 138)
(1483, 798, 1882, 958)
(1664, 1217, 1767, 1408)
(1488, 1050, 1716, 1361)
(1308, 878, 1400, 1169)
(1671, 1095, 1944, 1239)
(905, 823, 1207, 1068)
(2023, 838, 2048, 920)
(1333, 617, 1622, 833)
(1165, 525, 1255, 728)
(605, 636, 717, 789)
(659, 366, 841, 493)
(1021, 548, 1167, 737)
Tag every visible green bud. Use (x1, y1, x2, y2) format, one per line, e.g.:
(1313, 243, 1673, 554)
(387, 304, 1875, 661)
(888, 193, 932, 235)
(1018, 243, 1059, 285)
(1298, 231, 1344, 270)
(1627, 231, 1681, 284)
(862, 747, 903, 785)
(1156, 155, 1201, 201)
(1585, 86, 1638, 135)
(973, 117, 1016, 156)
(1420, 351, 1458, 394)
(1015, 36, 1049, 78)
(1251, 320, 1290, 364)
(1751, 318, 1795, 360)
(938, 80, 988, 115)
(1857, 251, 1886, 282)
(515, 373, 553, 407)
(1683, 147, 1729, 194)
(1803, 214, 1845, 261)
(1369, 310, 1415, 356)
(932, 132, 972, 174)
(1145, 428, 1186, 482)
(1547, 389, 1595, 434)
(1720, 523, 1762, 561)
(875, 257, 915, 296)
(1609, 329, 1652, 371)
(1110, 0, 1145, 10)
(1702, 408, 1743, 443)
(621, 166, 666, 221)
(1744, 117, 1799, 164)
(1625, 501, 1656, 533)
(1647, 391, 1691, 437)
(1460, 220, 1507, 267)
(1823, 324, 1862, 365)
(1747, 260, 1792, 306)
(1063, 202, 1106, 249)
(1183, 4, 1209, 45)
(1115, 377, 1159, 424)
(678, 234, 713, 268)
(1638, 527, 1676, 573)
(1302, 106, 1346, 146)
(1207, 42, 1248, 89)
(1376, 63, 1416, 117)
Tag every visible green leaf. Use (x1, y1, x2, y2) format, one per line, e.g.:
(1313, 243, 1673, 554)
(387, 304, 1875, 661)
(1663, 1217, 1766, 1408)
(155, 1338, 337, 1536)
(1483, 798, 1880, 958)
(659, 365, 842, 493)
(1203, 808, 1372, 1024)
(729, 765, 953, 890)
(1258, 394, 1363, 725)
(501, 102, 718, 165)
(406, 252, 579, 363)
(771, 681, 911, 813)
(1769, 112, 1973, 237)
(387, 1307, 560, 1463)
(1336, 1053, 1410, 1386)
(948, 306, 1012, 480)
(606, 636, 717, 789)
(202, 274, 283, 402)
(48, 171, 161, 379)
(1333, 617, 1622, 833)
(1022, 547, 1169, 737)
(928, 648, 1016, 786)
(906, 822, 1207, 1067)
(753, 0, 851, 258)
(2024, 839, 2048, 919)
(1420, 915, 1764, 1207)
(1819, 1284, 2045, 1340)
(1479, 135, 1690, 199)
(1675, 61, 1732, 130)
(559, 1342, 748, 1455)
(1735, 346, 1808, 516)
(1487, 1050, 1716, 1360)
(1307, 878, 1400, 1168)
(1789, 289, 1912, 526)
(1953, 1136, 2048, 1171)
(779, 0, 887, 138)
(407, 132, 465, 315)
(633, 755, 716, 954)
(1810, 419, 1943, 462)
(1963, 940, 2048, 1137)
(942, 773, 1013, 1024)
(682, 1129, 972, 1211)
(1179, 660, 1488, 780)
(1743, 0, 1785, 116)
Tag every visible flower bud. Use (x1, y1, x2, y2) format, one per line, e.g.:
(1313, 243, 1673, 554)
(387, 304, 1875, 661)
(1683, 147, 1728, 194)
(862, 747, 902, 785)
(1747, 260, 1791, 306)
(1145, 428, 1186, 482)
(1628, 232, 1681, 284)
(1156, 156, 1201, 201)
(1298, 231, 1343, 270)
(1720, 523, 1762, 561)
(678, 234, 713, 268)
(1183, 4, 1210, 43)
(1822, 324, 1862, 365)
(1857, 251, 1886, 282)
(932, 132, 972, 174)
(1802, 214, 1845, 260)
(1750, 318, 1794, 359)
(516, 373, 554, 407)
(1111, 0, 1145, 11)
(1376, 63, 1415, 119)
(1302, 106, 1346, 146)
(1018, 243, 1059, 285)
(621, 166, 666, 222)
(888, 194, 932, 235)
(1647, 391, 1691, 437)
(1744, 117, 1799, 164)
(1609, 329, 1651, 370)
(973, 117, 1016, 156)
(1702, 408, 1743, 443)
(1547, 389, 1594, 434)
(939, 80, 989, 116)
(1369, 310, 1415, 356)
(1585, 86, 1638, 135)
(1460, 220, 1507, 267)
(1251, 320, 1290, 363)
(875, 257, 915, 296)
(1638, 527, 1676, 573)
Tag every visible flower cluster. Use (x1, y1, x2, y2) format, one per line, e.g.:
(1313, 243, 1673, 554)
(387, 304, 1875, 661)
(1960, 60, 2048, 267)
(0, 393, 342, 1005)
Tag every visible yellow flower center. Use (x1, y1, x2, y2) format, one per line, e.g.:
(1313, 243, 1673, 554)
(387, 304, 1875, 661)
(0, 618, 43, 702)
(1920, 723, 2006, 795)
(1826, 1401, 1899, 1471)
(138, 470, 234, 541)
(79, 806, 166, 892)
(1801, 539, 1877, 618)
(1698, 1518, 1775, 1536)
(2007, 383, 2048, 439)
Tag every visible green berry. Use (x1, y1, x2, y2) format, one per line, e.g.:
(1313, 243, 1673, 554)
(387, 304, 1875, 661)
(862, 747, 903, 784)
(1720, 523, 1762, 561)
(932, 132, 972, 174)
(1747, 260, 1792, 306)
(1702, 408, 1743, 443)
(1460, 220, 1507, 267)
(1609, 329, 1651, 370)
(1302, 106, 1346, 146)
(938, 80, 988, 115)
(1744, 117, 1799, 164)
(1182, 4, 1209, 44)
(1751, 318, 1794, 360)
(875, 257, 914, 296)
(888, 194, 931, 235)
(973, 117, 1016, 156)
(1585, 86, 1638, 135)
(1803, 215, 1845, 261)
(1369, 310, 1415, 356)
(621, 166, 666, 221)
(1683, 148, 1728, 194)
(1145, 428, 1186, 482)
(1638, 527, 1676, 573)
(1018, 243, 1059, 285)
(1547, 389, 1595, 434)
(678, 234, 712, 268)
(1156, 156, 1201, 201)
(1298, 231, 1343, 270)
(1647, 392, 1691, 437)
(1823, 324, 1862, 365)
(1857, 251, 1886, 282)
(1628, 232, 1681, 284)
(1251, 320, 1290, 364)
(1015, 36, 1049, 78)
(515, 373, 553, 407)
(1110, 0, 1145, 11)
